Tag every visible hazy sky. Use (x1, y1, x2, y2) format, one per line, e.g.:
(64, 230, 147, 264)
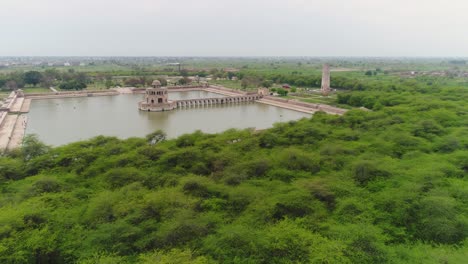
(1, 0, 467, 56)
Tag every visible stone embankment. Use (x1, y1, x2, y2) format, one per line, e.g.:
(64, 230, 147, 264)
(20, 99, 32, 113)
(112, 87, 133, 94)
(0, 114, 18, 151)
(25, 90, 119, 100)
(205, 85, 246, 96)
(6, 115, 27, 151)
(133, 85, 210, 94)
(256, 99, 317, 114)
(258, 96, 348, 115)
(9, 97, 24, 113)
(0, 91, 32, 152)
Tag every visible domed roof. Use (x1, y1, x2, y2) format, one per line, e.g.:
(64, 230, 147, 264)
(152, 80, 161, 86)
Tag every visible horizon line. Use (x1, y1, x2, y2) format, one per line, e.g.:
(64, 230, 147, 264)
(1, 55, 468, 59)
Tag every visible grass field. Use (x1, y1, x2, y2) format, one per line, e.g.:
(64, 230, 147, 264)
(22, 87, 53, 93)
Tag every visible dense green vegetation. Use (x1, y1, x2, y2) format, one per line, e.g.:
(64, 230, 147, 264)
(0, 58, 468, 263)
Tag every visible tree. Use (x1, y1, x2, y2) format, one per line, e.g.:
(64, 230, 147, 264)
(261, 80, 273, 88)
(180, 69, 189, 77)
(241, 79, 249, 90)
(59, 80, 87, 90)
(124, 78, 143, 87)
(105, 80, 113, 88)
(276, 88, 288, 96)
(227, 72, 236, 80)
(24, 71, 43, 86)
(157, 78, 168, 86)
(21, 134, 50, 161)
(178, 77, 191, 85)
(75, 72, 90, 84)
(146, 130, 166, 145)
(5, 80, 18, 90)
(241, 76, 261, 90)
(40, 76, 55, 88)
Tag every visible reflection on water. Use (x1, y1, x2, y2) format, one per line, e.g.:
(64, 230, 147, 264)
(27, 91, 310, 146)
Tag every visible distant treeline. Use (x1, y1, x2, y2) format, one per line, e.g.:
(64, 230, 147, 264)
(0, 69, 89, 90)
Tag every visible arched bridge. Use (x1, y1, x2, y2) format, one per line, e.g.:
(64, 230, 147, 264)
(176, 94, 262, 107)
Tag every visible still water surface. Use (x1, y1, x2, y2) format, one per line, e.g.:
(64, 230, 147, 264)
(27, 91, 310, 146)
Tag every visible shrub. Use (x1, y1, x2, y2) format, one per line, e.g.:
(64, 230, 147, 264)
(352, 160, 390, 186)
(0, 157, 25, 181)
(31, 177, 62, 194)
(104, 167, 145, 189)
(139, 249, 212, 264)
(413, 196, 468, 244)
(277, 148, 320, 173)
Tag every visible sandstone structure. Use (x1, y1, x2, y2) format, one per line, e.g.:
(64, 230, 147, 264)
(138, 80, 176, 112)
(321, 64, 331, 96)
(257, 88, 271, 96)
(138, 81, 264, 112)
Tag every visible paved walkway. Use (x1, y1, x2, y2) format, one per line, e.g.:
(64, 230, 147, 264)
(0, 114, 18, 152)
(9, 97, 24, 113)
(20, 99, 31, 113)
(7, 115, 26, 150)
(204, 87, 243, 97)
(257, 98, 317, 114)
(113, 87, 134, 94)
